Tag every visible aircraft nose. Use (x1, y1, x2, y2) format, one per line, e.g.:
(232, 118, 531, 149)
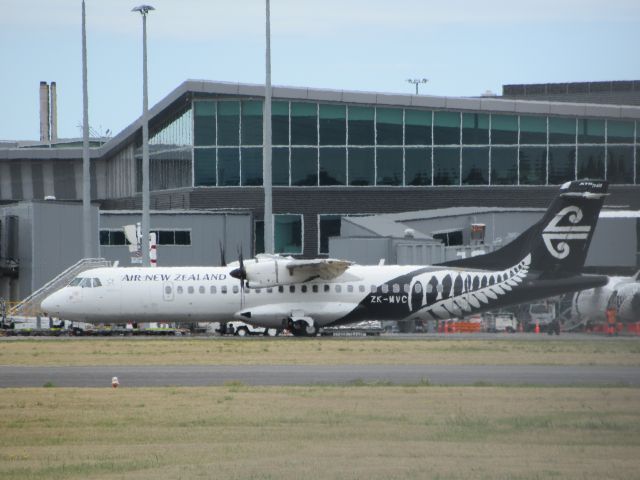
(40, 291, 60, 315)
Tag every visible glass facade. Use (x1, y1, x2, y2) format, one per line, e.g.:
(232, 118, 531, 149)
(190, 99, 638, 187)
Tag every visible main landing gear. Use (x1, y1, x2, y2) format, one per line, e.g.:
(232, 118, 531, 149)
(288, 317, 318, 337)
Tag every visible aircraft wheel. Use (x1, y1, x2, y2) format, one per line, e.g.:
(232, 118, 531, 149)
(305, 325, 318, 337)
(265, 328, 278, 337)
(236, 327, 248, 337)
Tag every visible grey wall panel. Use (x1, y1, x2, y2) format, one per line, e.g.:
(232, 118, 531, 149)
(586, 218, 636, 267)
(31, 163, 44, 200)
(53, 161, 77, 199)
(10, 163, 22, 200)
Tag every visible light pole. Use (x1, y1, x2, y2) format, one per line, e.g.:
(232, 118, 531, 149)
(81, 0, 91, 259)
(406, 78, 428, 95)
(263, 0, 274, 254)
(132, 5, 154, 267)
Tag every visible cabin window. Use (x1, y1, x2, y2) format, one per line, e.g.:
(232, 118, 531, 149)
(301, 285, 308, 293)
(324, 284, 331, 292)
(404, 284, 410, 294)
(92, 278, 102, 287)
(210, 286, 217, 294)
(359, 285, 365, 293)
(392, 284, 400, 293)
(232, 285, 239, 294)
(188, 286, 195, 294)
(80, 278, 92, 288)
(165, 286, 172, 295)
(381, 284, 389, 294)
(312, 285, 318, 293)
(370, 285, 377, 293)
(221, 286, 228, 294)
(177, 286, 184, 294)
(199, 286, 205, 294)
(289, 285, 296, 293)
(347, 285, 354, 293)
(335, 285, 342, 293)
(266, 288, 273, 293)
(69, 278, 82, 287)
(278, 286, 284, 293)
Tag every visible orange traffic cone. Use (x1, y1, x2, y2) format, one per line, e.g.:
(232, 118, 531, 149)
(534, 322, 540, 334)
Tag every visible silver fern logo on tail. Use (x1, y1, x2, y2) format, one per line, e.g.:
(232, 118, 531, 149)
(542, 206, 591, 259)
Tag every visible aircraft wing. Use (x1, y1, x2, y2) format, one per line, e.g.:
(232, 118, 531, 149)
(285, 259, 354, 281)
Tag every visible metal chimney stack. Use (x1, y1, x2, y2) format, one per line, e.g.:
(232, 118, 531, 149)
(50, 82, 58, 143)
(39, 81, 50, 143)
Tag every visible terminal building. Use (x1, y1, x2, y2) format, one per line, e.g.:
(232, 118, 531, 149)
(1, 79, 639, 301)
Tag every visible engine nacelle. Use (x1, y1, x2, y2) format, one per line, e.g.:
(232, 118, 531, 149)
(243, 256, 310, 288)
(572, 286, 616, 324)
(616, 283, 640, 323)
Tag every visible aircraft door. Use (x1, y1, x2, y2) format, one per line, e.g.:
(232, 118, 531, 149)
(163, 282, 175, 301)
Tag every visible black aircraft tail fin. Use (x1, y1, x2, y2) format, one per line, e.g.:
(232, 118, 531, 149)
(440, 180, 608, 276)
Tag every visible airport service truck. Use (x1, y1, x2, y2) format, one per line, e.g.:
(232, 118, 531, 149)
(482, 312, 518, 333)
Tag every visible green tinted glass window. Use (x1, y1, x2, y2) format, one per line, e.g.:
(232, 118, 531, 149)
(607, 120, 634, 144)
(461, 147, 488, 185)
(319, 147, 346, 185)
(241, 101, 263, 146)
(491, 114, 518, 145)
(291, 147, 317, 186)
(377, 108, 403, 146)
(548, 146, 576, 184)
(272, 101, 289, 145)
(490, 147, 518, 185)
(348, 148, 374, 185)
(217, 101, 240, 146)
(607, 146, 634, 184)
(462, 113, 489, 145)
(549, 117, 576, 144)
(577, 146, 604, 180)
(272, 147, 289, 186)
(275, 214, 302, 254)
(348, 107, 374, 145)
(434, 112, 460, 145)
(319, 104, 346, 145)
(405, 148, 431, 185)
(194, 101, 216, 146)
(218, 148, 240, 186)
(519, 146, 546, 185)
(241, 147, 262, 186)
(319, 215, 342, 254)
(254, 220, 264, 255)
(376, 147, 403, 185)
(433, 147, 460, 185)
(578, 119, 604, 144)
(405, 110, 432, 145)
(291, 102, 317, 146)
(194, 148, 216, 186)
(520, 116, 546, 144)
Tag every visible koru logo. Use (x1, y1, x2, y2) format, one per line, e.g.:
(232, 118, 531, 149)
(542, 206, 591, 259)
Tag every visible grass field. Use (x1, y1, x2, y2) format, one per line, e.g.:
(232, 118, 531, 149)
(2, 337, 639, 479)
(1, 337, 639, 366)
(1, 385, 639, 480)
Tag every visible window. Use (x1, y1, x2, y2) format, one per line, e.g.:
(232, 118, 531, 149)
(577, 146, 604, 180)
(520, 116, 546, 144)
(335, 285, 342, 293)
(462, 113, 489, 145)
(301, 285, 308, 293)
(319, 148, 346, 185)
(347, 285, 354, 293)
(275, 214, 303, 254)
(289, 285, 295, 293)
(241, 100, 262, 145)
(199, 286, 205, 294)
(519, 146, 547, 185)
(348, 107, 374, 145)
(217, 101, 240, 146)
(221, 286, 227, 294)
(549, 117, 575, 144)
(548, 146, 576, 184)
(578, 119, 604, 144)
(319, 215, 342, 255)
(218, 148, 240, 186)
(324, 285, 330, 292)
(312, 285, 318, 293)
(607, 146, 634, 184)
(194, 101, 216, 146)
(291, 102, 317, 145)
(233, 285, 239, 294)
(241, 148, 262, 186)
(434, 112, 460, 145)
(405, 109, 432, 145)
(607, 120, 634, 144)
(188, 286, 194, 294)
(272, 101, 289, 145)
(148, 230, 191, 246)
(376, 148, 403, 185)
(490, 147, 518, 185)
(319, 104, 346, 145)
(370, 285, 377, 293)
(405, 148, 431, 186)
(210, 286, 217, 294)
(177, 286, 184, 294)
(99, 230, 129, 246)
(433, 147, 460, 185)
(165, 285, 172, 295)
(194, 148, 216, 186)
(461, 148, 489, 185)
(491, 114, 517, 145)
(348, 148, 374, 185)
(376, 108, 403, 145)
(291, 148, 317, 186)
(392, 284, 400, 293)
(381, 284, 389, 294)
(359, 285, 366, 293)
(273, 147, 289, 186)
(433, 230, 463, 246)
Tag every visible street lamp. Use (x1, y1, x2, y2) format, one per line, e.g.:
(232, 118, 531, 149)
(406, 78, 428, 95)
(81, 0, 91, 259)
(132, 4, 154, 267)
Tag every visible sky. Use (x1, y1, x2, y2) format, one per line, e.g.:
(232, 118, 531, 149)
(1, 0, 639, 141)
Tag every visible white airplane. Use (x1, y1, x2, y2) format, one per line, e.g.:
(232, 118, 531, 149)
(42, 180, 610, 336)
(563, 272, 640, 326)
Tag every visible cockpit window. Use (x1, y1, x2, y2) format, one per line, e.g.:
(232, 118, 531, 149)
(68, 277, 83, 287)
(79, 277, 92, 288)
(92, 278, 102, 288)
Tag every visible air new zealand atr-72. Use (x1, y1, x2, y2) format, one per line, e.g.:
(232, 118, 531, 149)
(41, 180, 609, 336)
